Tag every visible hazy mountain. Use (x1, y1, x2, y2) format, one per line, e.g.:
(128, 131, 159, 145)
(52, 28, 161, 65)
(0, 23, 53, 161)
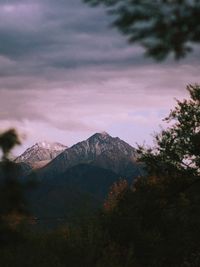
(15, 141, 67, 169)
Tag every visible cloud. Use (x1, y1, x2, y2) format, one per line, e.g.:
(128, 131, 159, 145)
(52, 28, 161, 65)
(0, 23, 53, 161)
(0, 0, 199, 153)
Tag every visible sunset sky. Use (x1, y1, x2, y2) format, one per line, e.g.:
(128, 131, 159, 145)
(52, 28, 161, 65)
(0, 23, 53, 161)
(0, 0, 199, 154)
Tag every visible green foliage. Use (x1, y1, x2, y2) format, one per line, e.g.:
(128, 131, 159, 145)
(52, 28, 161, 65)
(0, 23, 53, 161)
(138, 84, 200, 179)
(84, 0, 200, 60)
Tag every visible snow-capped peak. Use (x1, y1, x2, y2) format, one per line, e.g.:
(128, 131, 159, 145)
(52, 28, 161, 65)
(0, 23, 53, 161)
(35, 141, 67, 151)
(100, 131, 109, 136)
(89, 132, 111, 141)
(15, 141, 67, 165)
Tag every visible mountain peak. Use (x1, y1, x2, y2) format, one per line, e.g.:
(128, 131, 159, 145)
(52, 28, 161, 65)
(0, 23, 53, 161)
(89, 131, 111, 141)
(15, 141, 67, 166)
(36, 132, 140, 181)
(99, 131, 109, 136)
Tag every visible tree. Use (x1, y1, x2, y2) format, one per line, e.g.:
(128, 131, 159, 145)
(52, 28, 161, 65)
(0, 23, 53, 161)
(101, 84, 200, 267)
(104, 179, 129, 212)
(0, 129, 29, 244)
(84, 0, 200, 60)
(138, 84, 200, 182)
(0, 129, 21, 161)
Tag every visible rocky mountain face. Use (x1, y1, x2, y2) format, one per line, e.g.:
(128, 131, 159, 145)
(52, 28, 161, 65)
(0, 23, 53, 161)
(37, 132, 141, 179)
(15, 141, 67, 169)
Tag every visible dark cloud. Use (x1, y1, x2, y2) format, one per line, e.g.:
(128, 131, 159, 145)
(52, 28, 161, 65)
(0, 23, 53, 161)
(0, 0, 148, 79)
(0, 0, 199, 152)
(0, 0, 199, 83)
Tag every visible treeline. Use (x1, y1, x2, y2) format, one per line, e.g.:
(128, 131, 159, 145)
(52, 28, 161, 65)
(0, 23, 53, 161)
(0, 85, 200, 267)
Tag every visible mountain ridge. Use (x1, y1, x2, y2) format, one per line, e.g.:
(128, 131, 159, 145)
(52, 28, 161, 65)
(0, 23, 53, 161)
(35, 132, 139, 179)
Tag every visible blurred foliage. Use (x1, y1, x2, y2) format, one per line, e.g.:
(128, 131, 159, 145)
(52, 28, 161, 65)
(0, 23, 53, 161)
(84, 0, 200, 60)
(0, 129, 21, 161)
(0, 129, 29, 246)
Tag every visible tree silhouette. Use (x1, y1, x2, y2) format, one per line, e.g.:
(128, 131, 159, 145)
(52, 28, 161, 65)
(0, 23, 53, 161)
(0, 129, 28, 245)
(84, 0, 200, 60)
(138, 84, 200, 181)
(102, 84, 200, 266)
(0, 129, 21, 161)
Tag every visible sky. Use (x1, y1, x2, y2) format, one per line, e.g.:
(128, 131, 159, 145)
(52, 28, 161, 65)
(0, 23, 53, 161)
(0, 0, 199, 155)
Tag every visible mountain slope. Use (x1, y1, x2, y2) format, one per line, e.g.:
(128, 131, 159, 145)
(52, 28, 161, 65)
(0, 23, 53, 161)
(28, 164, 120, 222)
(37, 132, 140, 179)
(15, 141, 67, 169)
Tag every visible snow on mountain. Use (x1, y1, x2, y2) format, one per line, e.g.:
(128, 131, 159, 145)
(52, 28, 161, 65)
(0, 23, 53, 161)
(15, 141, 67, 168)
(35, 141, 67, 151)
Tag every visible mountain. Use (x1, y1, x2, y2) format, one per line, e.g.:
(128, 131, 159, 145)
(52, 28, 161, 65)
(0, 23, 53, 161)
(24, 132, 144, 226)
(28, 164, 120, 225)
(36, 132, 141, 180)
(0, 133, 144, 226)
(15, 141, 67, 169)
